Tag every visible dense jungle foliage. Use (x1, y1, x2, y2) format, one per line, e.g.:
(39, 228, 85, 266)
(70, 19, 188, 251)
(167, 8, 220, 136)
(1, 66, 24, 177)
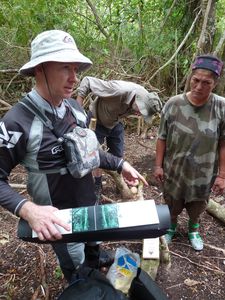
(0, 2, 225, 299)
(0, 0, 225, 104)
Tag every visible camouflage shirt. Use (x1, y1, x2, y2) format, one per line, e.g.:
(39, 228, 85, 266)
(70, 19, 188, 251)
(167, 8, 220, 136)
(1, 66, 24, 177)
(158, 93, 225, 203)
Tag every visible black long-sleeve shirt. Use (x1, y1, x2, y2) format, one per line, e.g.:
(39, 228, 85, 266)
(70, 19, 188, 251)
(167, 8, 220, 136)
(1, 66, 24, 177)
(0, 90, 123, 215)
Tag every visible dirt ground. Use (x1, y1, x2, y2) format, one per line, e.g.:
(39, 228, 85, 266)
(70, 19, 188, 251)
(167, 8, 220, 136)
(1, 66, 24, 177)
(1, 127, 225, 300)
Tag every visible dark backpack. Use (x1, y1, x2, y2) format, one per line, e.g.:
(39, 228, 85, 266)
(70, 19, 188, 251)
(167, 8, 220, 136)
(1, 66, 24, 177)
(129, 268, 168, 300)
(57, 267, 129, 300)
(57, 267, 169, 300)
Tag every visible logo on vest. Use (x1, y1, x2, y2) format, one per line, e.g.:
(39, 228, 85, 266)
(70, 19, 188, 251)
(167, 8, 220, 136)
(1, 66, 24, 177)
(0, 122, 23, 149)
(51, 144, 64, 155)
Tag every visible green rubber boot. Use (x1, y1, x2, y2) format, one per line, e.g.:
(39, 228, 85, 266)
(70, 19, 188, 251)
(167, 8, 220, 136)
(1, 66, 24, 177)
(164, 223, 177, 244)
(188, 221, 203, 251)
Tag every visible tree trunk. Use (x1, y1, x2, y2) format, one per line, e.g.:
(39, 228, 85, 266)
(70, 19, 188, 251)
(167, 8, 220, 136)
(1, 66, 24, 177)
(206, 199, 225, 224)
(86, 0, 110, 41)
(196, 0, 216, 53)
(184, 0, 217, 92)
(214, 34, 225, 95)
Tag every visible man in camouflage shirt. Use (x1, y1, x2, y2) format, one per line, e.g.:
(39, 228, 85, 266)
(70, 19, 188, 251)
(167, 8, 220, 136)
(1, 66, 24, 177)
(154, 55, 225, 250)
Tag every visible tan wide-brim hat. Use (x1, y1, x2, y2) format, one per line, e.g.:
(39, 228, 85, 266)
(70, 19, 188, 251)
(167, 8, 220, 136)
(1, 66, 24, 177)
(135, 89, 162, 123)
(19, 30, 92, 76)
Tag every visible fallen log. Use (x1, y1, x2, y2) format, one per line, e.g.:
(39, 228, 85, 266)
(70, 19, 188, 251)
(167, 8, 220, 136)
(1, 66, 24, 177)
(159, 236, 171, 267)
(0, 99, 12, 108)
(206, 198, 225, 224)
(104, 170, 134, 200)
(141, 257, 160, 280)
(0, 107, 11, 112)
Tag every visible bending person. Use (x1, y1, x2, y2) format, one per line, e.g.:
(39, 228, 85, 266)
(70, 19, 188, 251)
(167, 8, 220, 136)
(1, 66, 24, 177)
(77, 76, 162, 199)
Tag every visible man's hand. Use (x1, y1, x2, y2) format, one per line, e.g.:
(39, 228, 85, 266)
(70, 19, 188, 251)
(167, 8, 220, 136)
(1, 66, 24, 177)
(211, 176, 225, 196)
(121, 161, 148, 186)
(153, 166, 164, 183)
(19, 201, 71, 241)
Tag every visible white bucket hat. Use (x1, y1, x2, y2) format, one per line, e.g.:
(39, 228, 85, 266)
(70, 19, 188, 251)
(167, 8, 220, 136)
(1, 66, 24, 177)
(135, 89, 162, 123)
(19, 30, 92, 76)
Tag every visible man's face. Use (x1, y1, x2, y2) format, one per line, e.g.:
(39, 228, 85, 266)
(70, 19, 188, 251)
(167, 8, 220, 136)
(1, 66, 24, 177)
(41, 61, 79, 102)
(189, 69, 217, 102)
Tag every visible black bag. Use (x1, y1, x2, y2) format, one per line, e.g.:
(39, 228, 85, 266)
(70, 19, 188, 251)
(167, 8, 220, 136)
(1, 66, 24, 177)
(58, 267, 169, 300)
(129, 268, 168, 300)
(57, 267, 129, 300)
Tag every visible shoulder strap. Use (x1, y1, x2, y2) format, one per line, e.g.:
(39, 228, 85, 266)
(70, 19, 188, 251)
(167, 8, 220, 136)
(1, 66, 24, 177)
(20, 96, 87, 131)
(65, 99, 87, 128)
(20, 96, 54, 130)
(19, 96, 68, 175)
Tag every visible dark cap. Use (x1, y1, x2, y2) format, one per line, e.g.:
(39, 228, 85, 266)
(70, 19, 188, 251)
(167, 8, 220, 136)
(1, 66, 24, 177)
(192, 55, 223, 77)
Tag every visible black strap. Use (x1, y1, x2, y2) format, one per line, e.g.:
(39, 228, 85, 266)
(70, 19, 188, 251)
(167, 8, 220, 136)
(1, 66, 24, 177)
(65, 99, 86, 128)
(20, 96, 54, 131)
(20, 96, 87, 137)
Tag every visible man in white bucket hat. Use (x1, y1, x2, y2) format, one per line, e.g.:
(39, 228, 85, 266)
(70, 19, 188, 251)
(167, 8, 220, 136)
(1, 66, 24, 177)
(0, 30, 147, 283)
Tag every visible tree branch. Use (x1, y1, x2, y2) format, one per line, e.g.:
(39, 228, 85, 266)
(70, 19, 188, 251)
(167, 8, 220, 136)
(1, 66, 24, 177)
(86, 0, 110, 39)
(0, 69, 19, 73)
(196, 0, 213, 52)
(0, 99, 12, 108)
(170, 250, 225, 274)
(158, 0, 178, 35)
(213, 30, 225, 56)
(149, 9, 202, 81)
